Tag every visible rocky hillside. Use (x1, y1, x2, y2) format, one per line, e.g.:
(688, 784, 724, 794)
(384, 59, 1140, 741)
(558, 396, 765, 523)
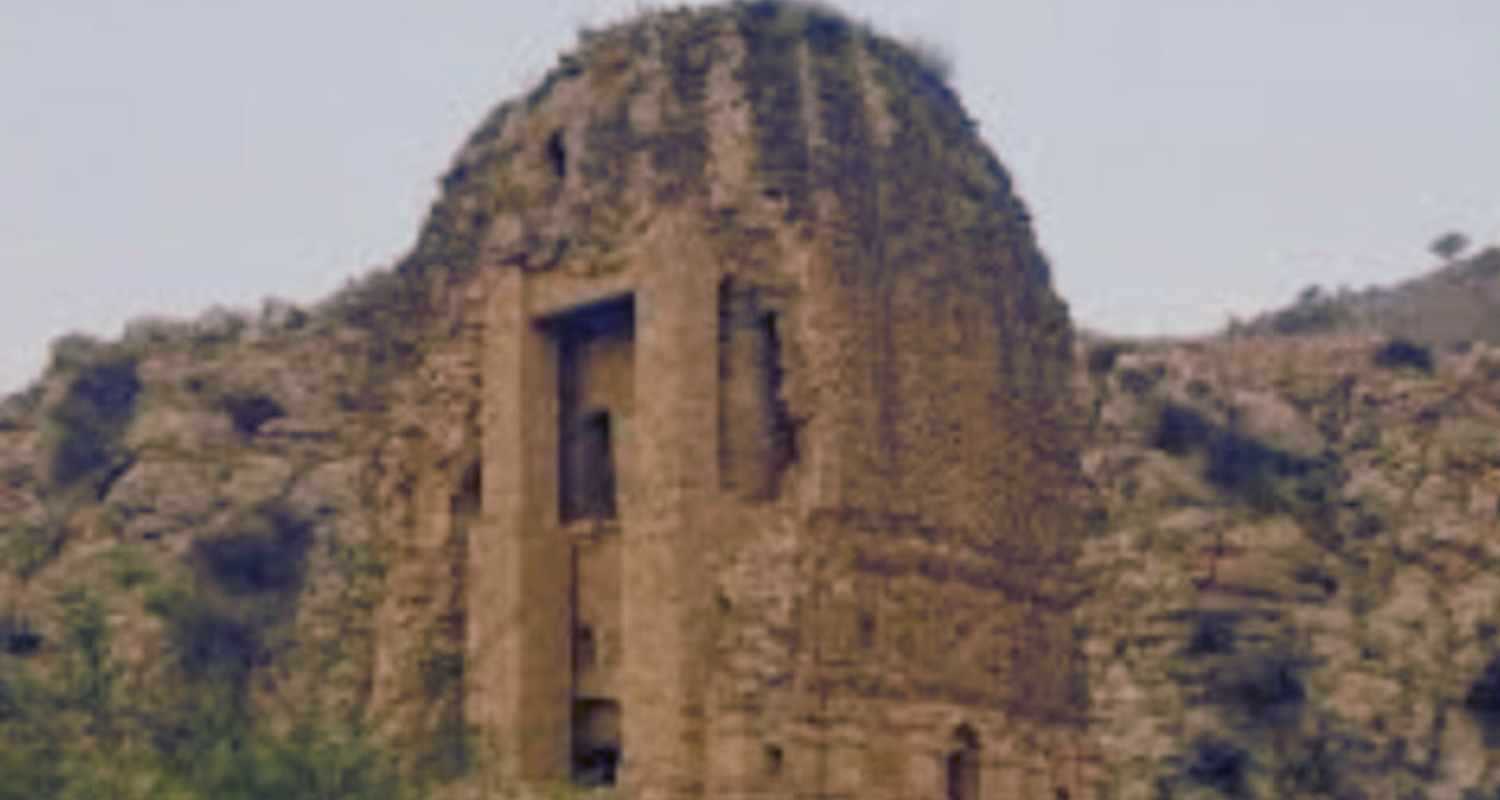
(8, 303, 1500, 799)
(2, 2, 1498, 797)
(6, 292, 1500, 800)
(1076, 331, 1500, 798)
(0, 288, 447, 798)
(1236, 246, 1500, 347)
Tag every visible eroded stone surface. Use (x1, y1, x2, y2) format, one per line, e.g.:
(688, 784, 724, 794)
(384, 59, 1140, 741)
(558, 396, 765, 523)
(19, 5, 1500, 799)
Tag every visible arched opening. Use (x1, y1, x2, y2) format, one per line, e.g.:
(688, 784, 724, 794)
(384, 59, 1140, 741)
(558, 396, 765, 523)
(945, 725, 981, 800)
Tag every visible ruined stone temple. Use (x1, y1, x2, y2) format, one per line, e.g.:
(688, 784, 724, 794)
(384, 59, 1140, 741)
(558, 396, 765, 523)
(371, 3, 1092, 797)
(16, 5, 1500, 795)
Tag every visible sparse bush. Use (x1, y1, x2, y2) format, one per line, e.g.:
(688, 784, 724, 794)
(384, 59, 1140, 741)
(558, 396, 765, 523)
(1184, 738, 1249, 796)
(1204, 428, 1300, 511)
(1471, 248, 1500, 278)
(1292, 563, 1338, 596)
(44, 348, 141, 490)
(105, 544, 157, 590)
(192, 504, 312, 596)
(1278, 734, 1348, 795)
(1373, 337, 1434, 374)
(0, 611, 42, 656)
(1267, 298, 1351, 335)
(149, 585, 264, 690)
(1086, 342, 1130, 375)
(56, 588, 120, 732)
(189, 306, 250, 346)
(221, 391, 286, 436)
(418, 712, 476, 784)
(259, 296, 307, 331)
(47, 333, 108, 372)
(4, 521, 67, 579)
(0, 385, 42, 431)
(121, 315, 188, 348)
(0, 647, 409, 799)
(1185, 612, 1237, 656)
(0, 515, 410, 800)
(1431, 230, 1471, 262)
(1117, 363, 1164, 396)
(1152, 403, 1216, 455)
(1151, 402, 1335, 517)
(184, 722, 404, 800)
(320, 268, 417, 332)
(0, 735, 64, 800)
(142, 503, 315, 705)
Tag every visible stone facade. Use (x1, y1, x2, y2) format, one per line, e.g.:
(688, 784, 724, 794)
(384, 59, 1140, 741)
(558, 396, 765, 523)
(15, 5, 1500, 799)
(384, 4, 1092, 797)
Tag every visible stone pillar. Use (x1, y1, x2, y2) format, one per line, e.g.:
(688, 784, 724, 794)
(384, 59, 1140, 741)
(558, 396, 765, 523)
(470, 267, 570, 787)
(622, 220, 719, 798)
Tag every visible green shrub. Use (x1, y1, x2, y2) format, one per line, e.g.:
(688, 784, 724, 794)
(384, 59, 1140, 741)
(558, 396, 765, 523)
(1184, 611, 1237, 657)
(1183, 737, 1249, 797)
(56, 589, 120, 729)
(3, 520, 67, 578)
(0, 384, 41, 431)
(0, 568, 413, 800)
(192, 503, 312, 597)
(0, 611, 42, 656)
(160, 594, 265, 687)
(1117, 363, 1164, 396)
(1086, 341, 1131, 376)
(0, 736, 64, 800)
(1151, 402, 1338, 518)
(222, 391, 286, 436)
(176, 722, 403, 800)
(139, 504, 316, 712)
(105, 543, 158, 589)
(44, 349, 141, 491)
(1373, 337, 1435, 374)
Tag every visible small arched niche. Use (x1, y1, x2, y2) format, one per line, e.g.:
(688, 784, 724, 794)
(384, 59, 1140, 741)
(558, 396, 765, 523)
(945, 724, 981, 800)
(453, 460, 482, 519)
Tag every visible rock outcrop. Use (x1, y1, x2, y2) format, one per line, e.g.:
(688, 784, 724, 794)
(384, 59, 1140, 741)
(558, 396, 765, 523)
(1078, 332, 1500, 798)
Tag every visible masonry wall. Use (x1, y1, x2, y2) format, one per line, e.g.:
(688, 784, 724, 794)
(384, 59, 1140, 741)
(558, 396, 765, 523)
(429, 4, 1093, 797)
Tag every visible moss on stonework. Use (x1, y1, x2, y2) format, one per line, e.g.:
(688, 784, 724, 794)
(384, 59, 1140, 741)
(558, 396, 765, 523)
(805, 7, 877, 274)
(737, 2, 812, 222)
(581, 89, 638, 214)
(652, 10, 719, 202)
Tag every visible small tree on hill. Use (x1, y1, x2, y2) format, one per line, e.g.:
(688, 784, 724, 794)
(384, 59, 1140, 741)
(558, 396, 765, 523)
(1431, 231, 1471, 262)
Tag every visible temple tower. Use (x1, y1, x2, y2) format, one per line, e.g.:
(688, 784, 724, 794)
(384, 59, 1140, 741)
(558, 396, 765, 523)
(402, 3, 1095, 797)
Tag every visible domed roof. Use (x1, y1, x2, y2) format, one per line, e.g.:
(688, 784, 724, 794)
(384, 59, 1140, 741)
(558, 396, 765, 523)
(397, 2, 1058, 316)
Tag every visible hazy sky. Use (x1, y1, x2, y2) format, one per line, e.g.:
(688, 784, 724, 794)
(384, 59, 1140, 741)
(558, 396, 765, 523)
(5, 0, 1499, 394)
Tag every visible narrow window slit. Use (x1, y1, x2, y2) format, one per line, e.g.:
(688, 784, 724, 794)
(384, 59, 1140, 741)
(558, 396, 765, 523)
(547, 129, 568, 179)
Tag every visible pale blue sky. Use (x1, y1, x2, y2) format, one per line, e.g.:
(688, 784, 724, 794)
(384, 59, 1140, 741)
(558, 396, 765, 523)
(4, 0, 1499, 393)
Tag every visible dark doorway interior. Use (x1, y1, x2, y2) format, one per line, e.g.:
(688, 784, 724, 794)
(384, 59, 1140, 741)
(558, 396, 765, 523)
(554, 297, 633, 525)
(572, 698, 622, 787)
